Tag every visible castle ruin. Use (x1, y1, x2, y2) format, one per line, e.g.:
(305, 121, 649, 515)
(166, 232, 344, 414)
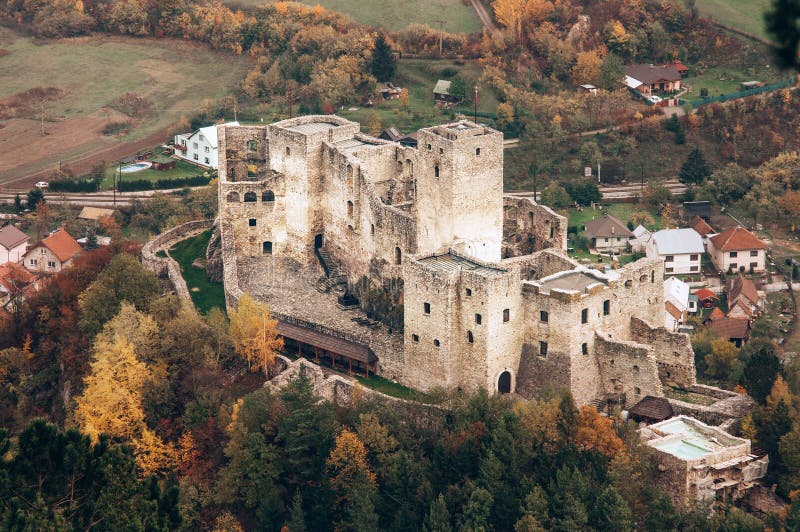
(216, 115, 695, 406)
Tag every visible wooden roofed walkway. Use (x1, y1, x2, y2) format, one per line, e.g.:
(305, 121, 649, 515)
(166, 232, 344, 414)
(278, 319, 378, 377)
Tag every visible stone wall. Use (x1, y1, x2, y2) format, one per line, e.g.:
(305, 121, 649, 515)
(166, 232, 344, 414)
(502, 196, 568, 257)
(630, 317, 696, 388)
(594, 332, 663, 404)
(141, 219, 215, 306)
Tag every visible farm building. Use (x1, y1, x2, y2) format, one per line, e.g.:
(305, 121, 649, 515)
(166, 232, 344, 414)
(433, 80, 459, 106)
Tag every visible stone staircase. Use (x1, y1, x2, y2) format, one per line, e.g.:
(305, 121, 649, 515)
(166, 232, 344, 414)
(315, 247, 347, 294)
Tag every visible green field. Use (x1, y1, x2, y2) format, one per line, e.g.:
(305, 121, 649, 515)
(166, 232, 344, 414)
(169, 229, 226, 315)
(101, 159, 207, 189)
(681, 65, 784, 103)
(338, 58, 500, 134)
(694, 0, 772, 40)
(287, 0, 481, 32)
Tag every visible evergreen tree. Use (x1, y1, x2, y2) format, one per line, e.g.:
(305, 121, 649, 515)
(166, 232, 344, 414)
(342, 471, 380, 532)
(424, 494, 452, 532)
(371, 33, 396, 82)
(13, 194, 22, 213)
(740, 340, 782, 403)
(288, 490, 307, 532)
(590, 487, 634, 532)
(460, 487, 493, 531)
(765, 0, 800, 70)
(26, 187, 45, 210)
(86, 231, 99, 250)
(679, 148, 711, 185)
(448, 76, 468, 102)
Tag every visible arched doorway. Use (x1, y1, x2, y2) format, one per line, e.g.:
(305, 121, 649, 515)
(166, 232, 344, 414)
(498, 371, 511, 394)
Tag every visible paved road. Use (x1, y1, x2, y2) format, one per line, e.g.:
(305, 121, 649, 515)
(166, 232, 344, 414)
(0, 188, 192, 207)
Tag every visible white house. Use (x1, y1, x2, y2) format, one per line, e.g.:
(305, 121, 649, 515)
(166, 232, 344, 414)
(630, 224, 652, 253)
(707, 227, 768, 274)
(174, 121, 239, 169)
(0, 224, 29, 264)
(664, 277, 690, 331)
(646, 228, 704, 275)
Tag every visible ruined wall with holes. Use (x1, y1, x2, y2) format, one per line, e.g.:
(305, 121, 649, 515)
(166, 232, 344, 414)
(502, 197, 568, 258)
(631, 317, 696, 388)
(594, 333, 663, 405)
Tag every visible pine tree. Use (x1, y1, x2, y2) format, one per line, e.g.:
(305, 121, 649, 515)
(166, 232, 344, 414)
(371, 33, 396, 82)
(740, 340, 782, 404)
(679, 148, 711, 185)
(13, 194, 22, 213)
(86, 231, 99, 249)
(424, 494, 452, 532)
(590, 487, 634, 532)
(288, 490, 307, 532)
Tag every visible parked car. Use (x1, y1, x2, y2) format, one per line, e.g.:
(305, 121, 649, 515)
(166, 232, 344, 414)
(35, 181, 49, 189)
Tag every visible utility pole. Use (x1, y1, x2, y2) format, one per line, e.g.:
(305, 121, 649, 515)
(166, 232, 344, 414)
(40, 98, 46, 137)
(436, 20, 445, 56)
(473, 85, 478, 123)
(597, 160, 601, 184)
(233, 96, 238, 122)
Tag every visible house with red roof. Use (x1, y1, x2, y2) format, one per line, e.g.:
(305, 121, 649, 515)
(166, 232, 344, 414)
(693, 288, 718, 309)
(707, 227, 767, 274)
(726, 275, 762, 319)
(0, 261, 39, 310)
(23, 229, 82, 274)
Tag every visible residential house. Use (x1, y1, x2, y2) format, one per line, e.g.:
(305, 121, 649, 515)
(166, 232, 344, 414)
(682, 201, 713, 221)
(628, 396, 674, 425)
(640, 416, 768, 507)
(0, 261, 38, 310)
(433, 80, 459, 106)
(708, 227, 768, 274)
(0, 224, 29, 264)
(693, 288, 718, 309)
(727, 275, 762, 319)
(664, 277, 690, 331)
(630, 224, 652, 253)
(24, 229, 82, 274)
(78, 207, 115, 222)
(378, 127, 418, 147)
(646, 228, 705, 275)
(174, 121, 240, 169)
(583, 213, 634, 253)
(690, 216, 715, 246)
(709, 317, 751, 347)
(624, 63, 682, 106)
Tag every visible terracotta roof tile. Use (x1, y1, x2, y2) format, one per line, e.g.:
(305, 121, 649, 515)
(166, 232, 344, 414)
(709, 317, 750, 340)
(728, 275, 759, 307)
(709, 227, 767, 251)
(0, 261, 35, 292)
(707, 307, 725, 320)
(694, 288, 718, 301)
(36, 230, 82, 263)
(665, 300, 683, 320)
(691, 216, 715, 237)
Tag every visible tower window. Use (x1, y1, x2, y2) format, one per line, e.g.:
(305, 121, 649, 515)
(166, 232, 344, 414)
(603, 300, 610, 315)
(347, 200, 354, 218)
(262, 241, 272, 254)
(285, 146, 290, 156)
(467, 331, 474, 343)
(540, 311, 548, 322)
(424, 302, 431, 314)
(248, 218, 256, 227)
(581, 308, 588, 324)
(395, 247, 402, 265)
(433, 339, 440, 347)
(439, 147, 444, 155)
(582, 343, 588, 355)
(466, 288, 472, 296)
(427, 143, 432, 150)
(412, 334, 419, 342)
(244, 191, 257, 203)
(503, 309, 510, 322)
(475, 313, 482, 325)
(476, 147, 480, 156)
(434, 165, 440, 178)
(539, 341, 548, 357)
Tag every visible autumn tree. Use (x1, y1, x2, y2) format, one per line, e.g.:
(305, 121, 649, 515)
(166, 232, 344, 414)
(704, 338, 741, 382)
(575, 405, 625, 458)
(570, 49, 603, 86)
(326, 429, 379, 530)
(228, 293, 283, 376)
(493, 0, 527, 42)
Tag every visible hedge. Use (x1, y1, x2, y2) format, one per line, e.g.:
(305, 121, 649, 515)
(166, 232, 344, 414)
(118, 175, 211, 192)
(49, 179, 100, 192)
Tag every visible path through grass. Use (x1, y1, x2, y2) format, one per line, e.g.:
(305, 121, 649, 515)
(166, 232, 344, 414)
(169, 229, 226, 315)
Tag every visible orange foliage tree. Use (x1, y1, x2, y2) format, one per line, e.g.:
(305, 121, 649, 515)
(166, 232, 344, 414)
(575, 405, 625, 458)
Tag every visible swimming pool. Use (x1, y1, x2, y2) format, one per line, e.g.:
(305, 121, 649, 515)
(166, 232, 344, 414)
(651, 438, 711, 459)
(120, 162, 152, 173)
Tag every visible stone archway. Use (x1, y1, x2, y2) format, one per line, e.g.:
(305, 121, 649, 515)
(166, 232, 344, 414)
(498, 371, 512, 394)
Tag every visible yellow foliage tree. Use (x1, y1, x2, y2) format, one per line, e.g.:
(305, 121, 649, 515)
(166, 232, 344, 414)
(493, 0, 526, 42)
(606, 20, 630, 53)
(704, 338, 741, 380)
(575, 405, 625, 458)
(570, 49, 604, 86)
(229, 293, 284, 376)
(767, 374, 793, 412)
(326, 429, 376, 496)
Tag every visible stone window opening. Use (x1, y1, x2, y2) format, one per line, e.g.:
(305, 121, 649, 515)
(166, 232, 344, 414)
(262, 190, 275, 202)
(229, 167, 236, 180)
(539, 341, 548, 357)
(540, 310, 548, 322)
(244, 191, 257, 203)
(610, 359, 615, 367)
(503, 309, 510, 322)
(633, 365, 640, 372)
(467, 331, 474, 343)
(434, 165, 440, 178)
(262, 241, 273, 254)
(226, 191, 240, 202)
(625, 280, 633, 288)
(248, 218, 256, 227)
(347, 200, 354, 218)
(528, 212, 534, 226)
(412, 334, 419, 342)
(466, 288, 472, 296)
(433, 339, 440, 347)
(581, 308, 588, 324)
(394, 247, 402, 265)
(582, 343, 588, 355)
(247, 140, 257, 151)
(424, 302, 431, 314)
(651, 270, 655, 283)
(285, 146, 291, 156)
(475, 313, 482, 325)
(498, 371, 511, 393)
(634, 387, 641, 395)
(439, 147, 444, 155)
(427, 143, 432, 150)
(476, 147, 481, 156)
(603, 300, 610, 315)
(550, 225, 555, 239)
(370, 224, 375, 235)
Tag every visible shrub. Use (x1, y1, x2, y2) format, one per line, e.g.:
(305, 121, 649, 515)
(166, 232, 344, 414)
(108, 92, 153, 118)
(440, 67, 459, 78)
(102, 121, 131, 135)
(49, 179, 100, 192)
(700, 88, 709, 98)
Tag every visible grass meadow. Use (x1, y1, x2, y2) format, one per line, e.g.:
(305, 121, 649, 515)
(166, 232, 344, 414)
(694, 0, 772, 40)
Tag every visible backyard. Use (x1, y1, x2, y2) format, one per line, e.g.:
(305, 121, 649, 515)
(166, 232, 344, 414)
(101, 159, 208, 189)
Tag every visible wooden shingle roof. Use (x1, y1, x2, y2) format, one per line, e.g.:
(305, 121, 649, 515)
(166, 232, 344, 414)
(629, 396, 674, 422)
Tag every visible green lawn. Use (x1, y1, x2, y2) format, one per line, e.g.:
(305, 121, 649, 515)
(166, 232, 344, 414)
(566, 203, 663, 231)
(277, 0, 481, 32)
(169, 229, 226, 315)
(338, 58, 500, 134)
(101, 159, 207, 189)
(694, 0, 772, 40)
(355, 374, 433, 402)
(682, 65, 783, 104)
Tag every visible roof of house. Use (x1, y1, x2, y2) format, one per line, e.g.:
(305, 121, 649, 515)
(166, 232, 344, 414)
(33, 229, 82, 263)
(729, 275, 759, 306)
(628, 396, 674, 422)
(650, 228, 705, 255)
(707, 307, 725, 321)
(584, 213, 634, 238)
(709, 317, 750, 340)
(664, 277, 689, 308)
(0, 261, 35, 292)
(433, 80, 452, 95)
(379, 126, 403, 141)
(632, 225, 652, 242)
(78, 207, 116, 221)
(727, 300, 754, 318)
(187, 121, 240, 148)
(666, 300, 684, 320)
(0, 225, 29, 251)
(709, 226, 767, 251)
(624, 64, 682, 85)
(691, 216, 715, 237)
(671, 60, 689, 72)
(694, 288, 718, 301)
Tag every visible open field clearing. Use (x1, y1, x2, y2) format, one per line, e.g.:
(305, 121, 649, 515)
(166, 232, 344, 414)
(694, 0, 772, 40)
(0, 28, 248, 186)
(288, 0, 481, 32)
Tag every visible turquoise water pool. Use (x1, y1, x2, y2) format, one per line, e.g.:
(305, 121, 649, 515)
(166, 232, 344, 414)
(652, 438, 710, 459)
(120, 162, 152, 173)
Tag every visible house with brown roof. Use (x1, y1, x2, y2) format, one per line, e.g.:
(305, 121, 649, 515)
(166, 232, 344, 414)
(727, 275, 762, 319)
(23, 229, 82, 274)
(690, 216, 715, 246)
(583, 213, 634, 253)
(624, 63, 682, 106)
(0, 224, 29, 264)
(709, 317, 751, 347)
(708, 227, 767, 273)
(0, 261, 38, 310)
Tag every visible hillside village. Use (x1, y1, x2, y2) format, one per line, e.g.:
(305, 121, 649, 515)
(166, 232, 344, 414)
(1, 0, 800, 529)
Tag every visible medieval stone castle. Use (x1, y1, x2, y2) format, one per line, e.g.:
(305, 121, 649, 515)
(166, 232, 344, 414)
(215, 115, 696, 406)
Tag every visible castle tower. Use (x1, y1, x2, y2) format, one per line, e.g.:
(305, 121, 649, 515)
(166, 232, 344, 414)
(414, 121, 503, 262)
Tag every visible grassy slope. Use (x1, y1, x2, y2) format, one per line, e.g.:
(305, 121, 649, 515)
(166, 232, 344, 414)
(270, 0, 481, 32)
(169, 229, 226, 315)
(0, 27, 248, 140)
(694, 0, 772, 40)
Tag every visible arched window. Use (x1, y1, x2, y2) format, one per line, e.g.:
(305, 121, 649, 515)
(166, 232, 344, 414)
(434, 165, 440, 178)
(262, 190, 275, 202)
(394, 246, 402, 265)
(244, 192, 257, 203)
(347, 200, 354, 218)
(262, 241, 273, 254)
(498, 371, 511, 394)
(528, 211, 534, 226)
(226, 191, 240, 203)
